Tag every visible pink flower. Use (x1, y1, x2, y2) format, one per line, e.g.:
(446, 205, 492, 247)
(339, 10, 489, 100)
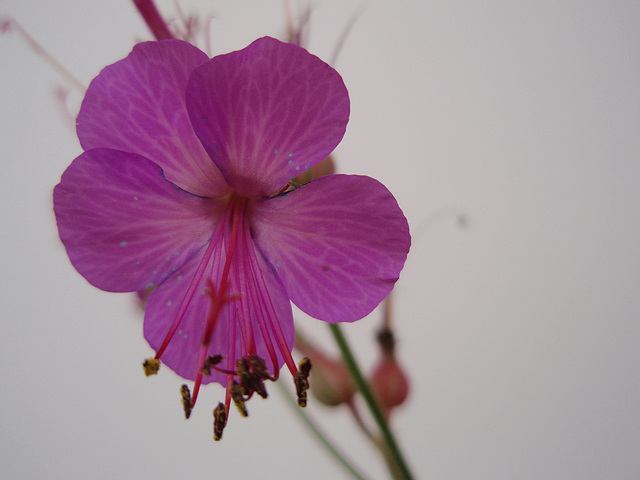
(53, 37, 410, 434)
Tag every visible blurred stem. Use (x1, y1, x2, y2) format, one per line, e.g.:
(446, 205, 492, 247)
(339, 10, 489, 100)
(132, 0, 174, 40)
(275, 380, 372, 480)
(0, 17, 85, 92)
(329, 323, 414, 480)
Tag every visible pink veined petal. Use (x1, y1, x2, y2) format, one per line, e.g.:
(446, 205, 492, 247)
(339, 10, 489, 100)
(143, 224, 294, 385)
(186, 36, 349, 198)
(77, 39, 229, 198)
(53, 149, 220, 292)
(251, 174, 411, 322)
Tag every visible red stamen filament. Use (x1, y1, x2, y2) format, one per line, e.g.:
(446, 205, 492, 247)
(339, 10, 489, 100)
(244, 232, 299, 377)
(153, 207, 229, 360)
(237, 218, 280, 376)
(191, 197, 245, 408)
(151, 193, 298, 418)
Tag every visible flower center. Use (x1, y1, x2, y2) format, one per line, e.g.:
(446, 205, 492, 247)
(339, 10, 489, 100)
(143, 194, 310, 440)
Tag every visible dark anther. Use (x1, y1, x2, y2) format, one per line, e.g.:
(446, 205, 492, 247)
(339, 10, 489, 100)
(236, 357, 268, 399)
(230, 380, 248, 417)
(299, 356, 312, 378)
(142, 358, 160, 376)
(202, 354, 224, 375)
(213, 402, 228, 441)
(248, 354, 272, 380)
(294, 357, 312, 407)
(180, 384, 193, 419)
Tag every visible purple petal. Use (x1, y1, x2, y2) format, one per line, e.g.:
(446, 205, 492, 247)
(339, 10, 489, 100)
(186, 36, 349, 198)
(53, 149, 220, 292)
(77, 40, 229, 197)
(251, 174, 411, 322)
(143, 224, 294, 385)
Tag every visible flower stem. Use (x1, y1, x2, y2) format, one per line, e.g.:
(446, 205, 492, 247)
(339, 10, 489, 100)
(274, 380, 372, 480)
(132, 0, 174, 40)
(328, 323, 415, 480)
(1, 17, 86, 92)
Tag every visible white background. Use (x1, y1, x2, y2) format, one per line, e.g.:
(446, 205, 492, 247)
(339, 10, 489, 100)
(1, 1, 639, 479)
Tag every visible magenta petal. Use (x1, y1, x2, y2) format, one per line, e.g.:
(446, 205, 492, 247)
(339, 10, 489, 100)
(186, 37, 349, 198)
(53, 149, 219, 292)
(143, 235, 294, 385)
(77, 40, 229, 197)
(252, 174, 411, 322)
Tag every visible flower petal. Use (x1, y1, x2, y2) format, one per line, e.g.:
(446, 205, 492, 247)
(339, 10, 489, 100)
(53, 149, 220, 292)
(143, 232, 294, 385)
(77, 40, 229, 197)
(186, 36, 349, 198)
(251, 174, 411, 322)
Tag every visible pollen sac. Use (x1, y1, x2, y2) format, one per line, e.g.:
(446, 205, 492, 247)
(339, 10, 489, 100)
(236, 357, 269, 399)
(213, 402, 228, 441)
(248, 354, 273, 381)
(180, 384, 193, 419)
(294, 357, 312, 407)
(230, 380, 249, 417)
(142, 358, 161, 376)
(299, 356, 312, 378)
(201, 354, 224, 376)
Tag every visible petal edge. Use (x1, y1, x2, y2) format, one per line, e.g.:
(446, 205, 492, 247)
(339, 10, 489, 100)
(251, 174, 410, 322)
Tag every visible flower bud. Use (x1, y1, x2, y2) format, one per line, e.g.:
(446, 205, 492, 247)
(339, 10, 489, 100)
(370, 327, 410, 418)
(294, 332, 355, 407)
(370, 358, 410, 418)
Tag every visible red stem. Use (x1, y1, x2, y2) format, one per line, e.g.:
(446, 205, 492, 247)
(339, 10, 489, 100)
(132, 0, 174, 40)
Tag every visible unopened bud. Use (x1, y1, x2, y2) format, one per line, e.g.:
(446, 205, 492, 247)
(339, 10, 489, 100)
(295, 334, 355, 407)
(370, 326, 410, 418)
(370, 359, 409, 418)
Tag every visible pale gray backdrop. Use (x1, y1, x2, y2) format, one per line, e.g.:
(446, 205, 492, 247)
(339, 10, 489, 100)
(1, 1, 639, 479)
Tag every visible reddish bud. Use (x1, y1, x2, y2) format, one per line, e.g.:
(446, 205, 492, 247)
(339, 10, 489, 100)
(294, 332, 355, 407)
(370, 358, 410, 418)
(370, 327, 410, 418)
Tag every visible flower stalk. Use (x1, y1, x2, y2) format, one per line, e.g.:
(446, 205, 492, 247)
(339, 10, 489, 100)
(132, 0, 174, 40)
(275, 380, 372, 480)
(329, 323, 415, 480)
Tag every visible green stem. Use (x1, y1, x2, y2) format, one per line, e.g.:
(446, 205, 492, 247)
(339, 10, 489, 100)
(275, 380, 372, 480)
(329, 323, 415, 480)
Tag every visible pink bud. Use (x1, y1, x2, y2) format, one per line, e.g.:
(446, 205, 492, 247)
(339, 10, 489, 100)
(370, 326, 410, 418)
(294, 332, 355, 407)
(370, 358, 410, 418)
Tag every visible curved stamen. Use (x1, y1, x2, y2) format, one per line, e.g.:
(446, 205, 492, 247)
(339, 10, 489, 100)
(224, 313, 237, 415)
(154, 208, 229, 360)
(239, 226, 280, 376)
(192, 196, 245, 408)
(245, 237, 298, 378)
